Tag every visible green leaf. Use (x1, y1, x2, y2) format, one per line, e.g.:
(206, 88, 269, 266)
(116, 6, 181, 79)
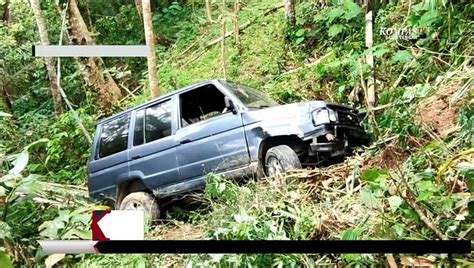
(9, 150, 29, 175)
(390, 50, 413, 64)
(295, 37, 305, 45)
(45, 253, 65, 268)
(62, 229, 91, 240)
(361, 168, 389, 182)
(419, 9, 439, 27)
(387, 196, 403, 213)
(416, 191, 433, 202)
(416, 180, 436, 192)
(25, 138, 49, 150)
(361, 188, 378, 208)
(0, 221, 12, 240)
(0, 251, 13, 268)
(295, 29, 305, 37)
(341, 227, 364, 240)
(0, 112, 11, 117)
(343, 1, 362, 20)
(442, 197, 454, 211)
(326, 7, 345, 23)
(328, 24, 345, 37)
(373, 47, 390, 58)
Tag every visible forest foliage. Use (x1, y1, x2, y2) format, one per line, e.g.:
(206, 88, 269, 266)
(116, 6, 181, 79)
(0, 0, 473, 266)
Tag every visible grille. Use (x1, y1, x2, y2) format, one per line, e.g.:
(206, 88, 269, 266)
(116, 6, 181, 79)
(337, 110, 360, 125)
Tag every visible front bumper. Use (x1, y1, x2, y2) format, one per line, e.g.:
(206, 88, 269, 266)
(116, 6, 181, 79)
(306, 124, 368, 155)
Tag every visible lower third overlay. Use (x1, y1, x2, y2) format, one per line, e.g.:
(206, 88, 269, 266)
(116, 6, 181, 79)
(37, 210, 472, 254)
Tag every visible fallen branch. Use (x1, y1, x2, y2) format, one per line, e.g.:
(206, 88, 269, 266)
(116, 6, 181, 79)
(118, 84, 144, 104)
(401, 188, 448, 240)
(394, 169, 449, 240)
(390, 56, 417, 91)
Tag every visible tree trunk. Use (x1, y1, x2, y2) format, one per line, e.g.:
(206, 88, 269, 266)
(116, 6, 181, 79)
(30, 0, 63, 117)
(233, 0, 240, 45)
(365, 1, 375, 106)
(2, 0, 11, 23)
(285, 0, 296, 27)
(142, 0, 160, 99)
(205, 0, 216, 23)
(2, 0, 12, 113)
(135, 0, 143, 19)
(221, 0, 227, 80)
(68, 0, 122, 111)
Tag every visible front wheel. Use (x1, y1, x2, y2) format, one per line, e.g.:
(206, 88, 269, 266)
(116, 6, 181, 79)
(264, 145, 302, 177)
(119, 192, 161, 221)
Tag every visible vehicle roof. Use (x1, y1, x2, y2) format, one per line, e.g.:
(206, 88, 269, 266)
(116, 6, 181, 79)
(98, 79, 220, 124)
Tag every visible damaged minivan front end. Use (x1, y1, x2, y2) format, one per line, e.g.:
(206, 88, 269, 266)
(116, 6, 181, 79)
(306, 103, 369, 158)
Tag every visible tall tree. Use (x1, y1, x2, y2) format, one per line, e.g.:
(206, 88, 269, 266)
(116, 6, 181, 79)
(233, 0, 240, 45)
(141, 0, 160, 98)
(30, 0, 64, 117)
(285, 0, 296, 27)
(67, 0, 122, 111)
(2, 0, 12, 113)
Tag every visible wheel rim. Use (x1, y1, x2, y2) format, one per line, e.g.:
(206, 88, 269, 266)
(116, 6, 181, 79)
(123, 200, 145, 211)
(267, 156, 284, 176)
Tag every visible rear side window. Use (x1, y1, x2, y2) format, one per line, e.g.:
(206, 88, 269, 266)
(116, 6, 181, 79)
(98, 114, 130, 158)
(133, 100, 172, 146)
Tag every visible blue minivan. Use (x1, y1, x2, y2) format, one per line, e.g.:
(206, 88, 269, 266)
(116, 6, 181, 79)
(88, 80, 369, 219)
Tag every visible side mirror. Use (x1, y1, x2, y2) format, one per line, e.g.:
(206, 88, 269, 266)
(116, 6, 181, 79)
(224, 96, 237, 114)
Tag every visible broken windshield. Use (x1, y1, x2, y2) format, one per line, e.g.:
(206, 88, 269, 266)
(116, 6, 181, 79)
(222, 81, 279, 109)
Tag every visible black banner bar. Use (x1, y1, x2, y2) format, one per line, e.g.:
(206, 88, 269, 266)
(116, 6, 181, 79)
(94, 240, 472, 254)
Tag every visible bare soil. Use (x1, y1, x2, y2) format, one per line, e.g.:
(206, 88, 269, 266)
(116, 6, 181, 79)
(415, 80, 470, 138)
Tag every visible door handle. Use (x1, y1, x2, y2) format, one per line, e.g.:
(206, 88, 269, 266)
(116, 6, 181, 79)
(131, 154, 142, 160)
(179, 138, 191, 144)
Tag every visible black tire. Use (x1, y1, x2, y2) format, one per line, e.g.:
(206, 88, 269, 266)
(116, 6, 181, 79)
(264, 145, 302, 177)
(118, 192, 161, 221)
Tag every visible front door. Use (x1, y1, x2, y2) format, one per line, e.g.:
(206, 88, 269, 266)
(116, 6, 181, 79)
(175, 83, 249, 181)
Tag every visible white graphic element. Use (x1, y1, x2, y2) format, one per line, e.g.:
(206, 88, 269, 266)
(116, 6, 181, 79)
(34, 45, 149, 57)
(38, 240, 97, 254)
(97, 210, 144, 240)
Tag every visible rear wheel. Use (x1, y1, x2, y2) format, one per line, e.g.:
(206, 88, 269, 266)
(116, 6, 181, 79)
(265, 145, 302, 177)
(119, 192, 161, 221)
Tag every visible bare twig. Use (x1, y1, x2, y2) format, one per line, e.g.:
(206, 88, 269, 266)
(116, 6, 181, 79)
(372, 100, 412, 111)
(359, 59, 379, 137)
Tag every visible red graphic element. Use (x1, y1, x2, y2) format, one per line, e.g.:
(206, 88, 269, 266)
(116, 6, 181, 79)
(92, 210, 111, 241)
(92, 241, 101, 253)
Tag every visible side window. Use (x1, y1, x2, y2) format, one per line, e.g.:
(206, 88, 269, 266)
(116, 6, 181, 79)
(133, 100, 172, 146)
(145, 101, 172, 142)
(180, 84, 227, 127)
(98, 114, 130, 158)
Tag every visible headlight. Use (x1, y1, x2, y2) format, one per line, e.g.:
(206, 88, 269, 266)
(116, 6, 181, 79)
(328, 109, 337, 122)
(312, 108, 337, 125)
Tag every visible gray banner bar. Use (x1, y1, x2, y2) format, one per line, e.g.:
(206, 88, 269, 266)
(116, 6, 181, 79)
(38, 240, 97, 254)
(33, 45, 149, 57)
